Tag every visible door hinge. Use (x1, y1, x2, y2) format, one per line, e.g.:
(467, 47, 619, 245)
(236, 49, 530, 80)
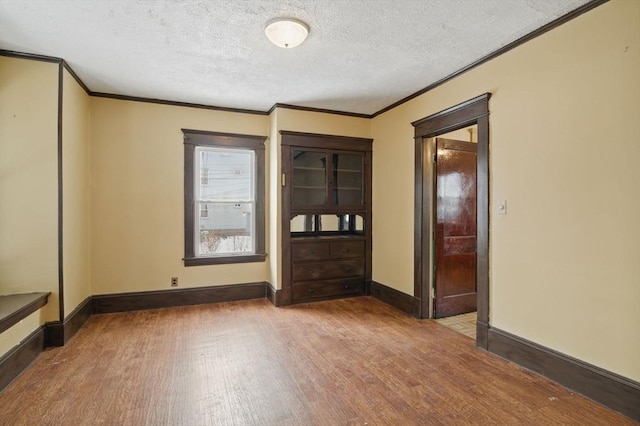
(281, 173, 286, 186)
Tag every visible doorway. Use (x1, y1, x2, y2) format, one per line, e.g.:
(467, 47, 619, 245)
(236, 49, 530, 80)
(411, 93, 490, 349)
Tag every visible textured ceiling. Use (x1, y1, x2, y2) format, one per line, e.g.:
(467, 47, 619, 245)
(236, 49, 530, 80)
(0, 0, 590, 115)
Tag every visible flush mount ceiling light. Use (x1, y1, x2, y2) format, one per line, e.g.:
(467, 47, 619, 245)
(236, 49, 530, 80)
(265, 18, 309, 49)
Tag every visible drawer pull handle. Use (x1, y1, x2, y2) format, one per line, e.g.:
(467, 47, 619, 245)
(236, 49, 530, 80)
(308, 289, 315, 293)
(343, 249, 350, 253)
(344, 267, 352, 272)
(344, 285, 351, 289)
(307, 250, 314, 255)
(309, 269, 315, 274)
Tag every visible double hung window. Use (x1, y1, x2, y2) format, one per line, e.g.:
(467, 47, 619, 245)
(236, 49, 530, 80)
(183, 130, 265, 266)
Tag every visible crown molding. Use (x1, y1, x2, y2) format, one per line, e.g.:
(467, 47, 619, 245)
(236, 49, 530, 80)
(269, 103, 372, 119)
(91, 92, 269, 116)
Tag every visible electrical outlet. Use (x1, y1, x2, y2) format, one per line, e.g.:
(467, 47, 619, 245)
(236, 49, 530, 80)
(496, 200, 507, 215)
(171, 277, 178, 287)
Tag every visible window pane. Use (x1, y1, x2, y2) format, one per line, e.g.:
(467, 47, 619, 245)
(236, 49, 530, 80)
(198, 202, 254, 255)
(198, 148, 254, 201)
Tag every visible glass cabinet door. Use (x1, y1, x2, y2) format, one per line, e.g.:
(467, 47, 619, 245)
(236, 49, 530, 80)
(332, 153, 363, 206)
(292, 150, 327, 207)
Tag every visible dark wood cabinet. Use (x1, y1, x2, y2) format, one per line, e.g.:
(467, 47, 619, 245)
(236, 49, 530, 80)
(281, 131, 372, 305)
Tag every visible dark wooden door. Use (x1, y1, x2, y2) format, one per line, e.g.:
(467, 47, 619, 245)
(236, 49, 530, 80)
(434, 138, 477, 318)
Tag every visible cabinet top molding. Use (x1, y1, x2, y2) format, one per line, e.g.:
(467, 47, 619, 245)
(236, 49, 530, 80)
(280, 131, 373, 151)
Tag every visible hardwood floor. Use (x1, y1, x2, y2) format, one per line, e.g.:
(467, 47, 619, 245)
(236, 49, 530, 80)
(0, 297, 633, 425)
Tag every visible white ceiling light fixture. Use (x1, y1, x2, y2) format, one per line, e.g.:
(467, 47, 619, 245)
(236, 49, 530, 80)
(265, 18, 309, 49)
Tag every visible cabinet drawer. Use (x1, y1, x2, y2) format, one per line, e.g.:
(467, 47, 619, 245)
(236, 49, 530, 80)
(292, 242, 330, 261)
(330, 240, 365, 259)
(292, 259, 364, 282)
(293, 278, 364, 301)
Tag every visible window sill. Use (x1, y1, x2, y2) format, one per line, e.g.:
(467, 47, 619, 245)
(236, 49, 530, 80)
(183, 253, 266, 266)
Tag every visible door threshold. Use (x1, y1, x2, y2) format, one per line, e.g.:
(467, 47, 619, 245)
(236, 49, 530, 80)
(434, 312, 476, 339)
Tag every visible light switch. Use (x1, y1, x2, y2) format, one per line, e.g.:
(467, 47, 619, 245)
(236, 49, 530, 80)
(496, 200, 507, 215)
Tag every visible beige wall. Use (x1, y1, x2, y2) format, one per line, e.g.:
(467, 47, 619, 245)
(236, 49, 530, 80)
(0, 57, 60, 320)
(62, 69, 92, 316)
(0, 57, 59, 357)
(268, 109, 280, 287)
(275, 108, 371, 139)
(90, 98, 270, 295)
(370, 108, 415, 294)
(0, 308, 46, 357)
(372, 0, 640, 381)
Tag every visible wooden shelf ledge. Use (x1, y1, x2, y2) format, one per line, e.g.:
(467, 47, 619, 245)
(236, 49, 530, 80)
(0, 292, 50, 334)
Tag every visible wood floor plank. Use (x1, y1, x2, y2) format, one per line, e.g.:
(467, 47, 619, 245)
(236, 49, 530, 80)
(0, 297, 634, 425)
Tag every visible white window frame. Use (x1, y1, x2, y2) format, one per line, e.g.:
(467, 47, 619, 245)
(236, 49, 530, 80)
(194, 146, 256, 257)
